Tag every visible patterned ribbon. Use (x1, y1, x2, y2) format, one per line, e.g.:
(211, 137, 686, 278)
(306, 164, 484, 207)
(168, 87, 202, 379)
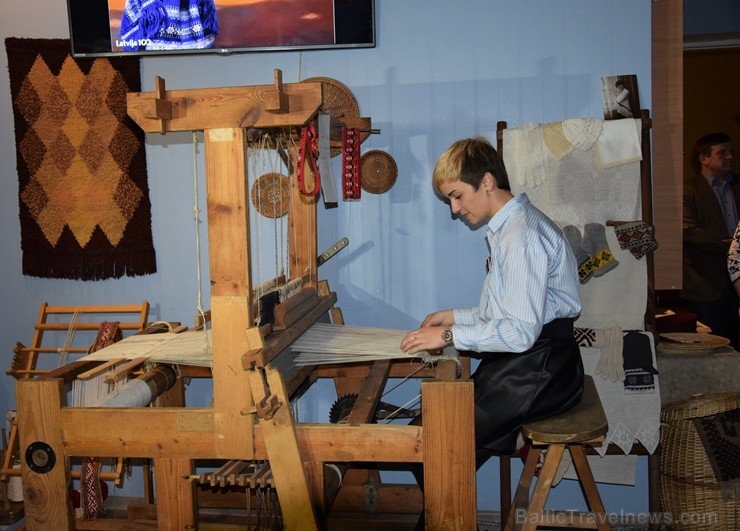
(81, 457, 105, 519)
(342, 128, 361, 200)
(79, 321, 121, 517)
(87, 321, 122, 353)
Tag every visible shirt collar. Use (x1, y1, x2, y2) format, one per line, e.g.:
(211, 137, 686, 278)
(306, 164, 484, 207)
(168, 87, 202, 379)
(487, 193, 528, 236)
(704, 174, 733, 189)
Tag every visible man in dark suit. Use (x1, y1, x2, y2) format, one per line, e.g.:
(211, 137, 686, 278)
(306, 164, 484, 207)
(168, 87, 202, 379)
(683, 132, 740, 348)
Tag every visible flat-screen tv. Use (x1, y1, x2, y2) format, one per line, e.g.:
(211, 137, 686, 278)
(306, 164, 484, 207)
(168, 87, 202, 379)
(67, 0, 375, 58)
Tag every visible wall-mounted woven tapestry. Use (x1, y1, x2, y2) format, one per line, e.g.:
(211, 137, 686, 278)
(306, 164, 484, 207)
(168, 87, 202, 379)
(5, 37, 156, 280)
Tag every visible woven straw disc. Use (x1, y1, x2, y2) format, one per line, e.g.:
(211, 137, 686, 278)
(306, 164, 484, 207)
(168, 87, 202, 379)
(361, 150, 398, 194)
(302, 76, 362, 157)
(251, 172, 289, 218)
(657, 332, 731, 355)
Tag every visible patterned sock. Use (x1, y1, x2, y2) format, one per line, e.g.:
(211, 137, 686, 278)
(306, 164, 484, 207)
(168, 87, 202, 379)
(563, 225, 594, 284)
(583, 223, 619, 277)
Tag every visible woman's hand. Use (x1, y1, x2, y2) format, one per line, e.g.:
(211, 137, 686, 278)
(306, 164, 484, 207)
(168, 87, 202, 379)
(401, 325, 448, 355)
(420, 309, 454, 328)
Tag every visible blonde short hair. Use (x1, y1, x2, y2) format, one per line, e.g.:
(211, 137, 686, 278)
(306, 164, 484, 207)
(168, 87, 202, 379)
(432, 136, 510, 194)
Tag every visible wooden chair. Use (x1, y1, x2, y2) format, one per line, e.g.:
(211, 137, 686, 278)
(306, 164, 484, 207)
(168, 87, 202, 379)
(503, 376, 611, 531)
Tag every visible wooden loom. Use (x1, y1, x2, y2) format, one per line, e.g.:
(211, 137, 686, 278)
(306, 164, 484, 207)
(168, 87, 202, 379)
(14, 71, 476, 530)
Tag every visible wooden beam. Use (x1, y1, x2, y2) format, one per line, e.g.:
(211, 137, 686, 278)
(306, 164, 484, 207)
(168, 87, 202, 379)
(127, 80, 322, 133)
(204, 127, 257, 458)
(421, 380, 476, 529)
(651, 0, 683, 290)
(251, 366, 319, 530)
(16, 379, 74, 530)
(59, 407, 423, 462)
(154, 458, 197, 529)
(287, 147, 318, 287)
(346, 360, 392, 426)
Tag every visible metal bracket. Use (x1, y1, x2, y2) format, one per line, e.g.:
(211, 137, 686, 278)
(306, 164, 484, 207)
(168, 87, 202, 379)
(317, 237, 349, 266)
(256, 394, 282, 420)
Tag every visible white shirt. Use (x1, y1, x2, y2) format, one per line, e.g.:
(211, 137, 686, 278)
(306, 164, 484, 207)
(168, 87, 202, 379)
(453, 194, 582, 353)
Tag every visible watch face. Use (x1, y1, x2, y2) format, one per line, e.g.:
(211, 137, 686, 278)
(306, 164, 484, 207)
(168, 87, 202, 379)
(442, 328, 453, 344)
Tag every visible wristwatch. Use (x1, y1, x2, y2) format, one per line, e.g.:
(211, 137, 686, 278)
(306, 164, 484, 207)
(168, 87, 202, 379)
(441, 326, 453, 345)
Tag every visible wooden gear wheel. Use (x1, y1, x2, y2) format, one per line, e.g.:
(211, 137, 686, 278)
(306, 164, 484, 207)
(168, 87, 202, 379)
(251, 172, 290, 218)
(301, 76, 367, 157)
(361, 150, 398, 194)
(328, 394, 420, 424)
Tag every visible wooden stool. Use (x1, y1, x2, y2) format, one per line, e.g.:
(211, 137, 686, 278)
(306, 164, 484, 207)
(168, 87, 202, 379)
(503, 376, 611, 531)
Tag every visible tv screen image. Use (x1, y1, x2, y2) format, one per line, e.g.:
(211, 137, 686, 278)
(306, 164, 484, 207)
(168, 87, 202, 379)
(67, 0, 375, 58)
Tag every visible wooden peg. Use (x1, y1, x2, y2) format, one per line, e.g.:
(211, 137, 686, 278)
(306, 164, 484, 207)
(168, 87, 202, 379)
(264, 68, 289, 114)
(102, 356, 149, 383)
(142, 76, 173, 134)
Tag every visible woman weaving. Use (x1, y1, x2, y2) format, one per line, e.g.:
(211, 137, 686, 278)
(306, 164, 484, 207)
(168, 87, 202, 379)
(400, 136, 585, 468)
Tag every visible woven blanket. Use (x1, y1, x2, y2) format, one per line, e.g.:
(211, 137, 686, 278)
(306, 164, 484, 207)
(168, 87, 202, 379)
(694, 407, 740, 501)
(5, 38, 156, 280)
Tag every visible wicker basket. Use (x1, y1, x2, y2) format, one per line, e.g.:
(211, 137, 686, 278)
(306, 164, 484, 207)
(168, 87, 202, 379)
(660, 393, 740, 530)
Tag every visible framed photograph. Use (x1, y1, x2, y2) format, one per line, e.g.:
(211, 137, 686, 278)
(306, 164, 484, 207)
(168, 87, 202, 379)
(601, 74, 641, 120)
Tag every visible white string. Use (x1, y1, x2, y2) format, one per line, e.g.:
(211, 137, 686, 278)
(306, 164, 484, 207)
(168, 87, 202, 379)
(380, 364, 426, 397)
(72, 373, 112, 407)
(291, 323, 416, 365)
(250, 137, 264, 325)
(58, 307, 80, 366)
(287, 134, 302, 278)
(268, 134, 282, 278)
(382, 394, 421, 423)
(192, 132, 210, 358)
(78, 330, 213, 366)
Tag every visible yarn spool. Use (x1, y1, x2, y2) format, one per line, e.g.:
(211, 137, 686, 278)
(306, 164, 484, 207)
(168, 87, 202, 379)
(93, 365, 178, 408)
(8, 463, 23, 502)
(6, 409, 16, 432)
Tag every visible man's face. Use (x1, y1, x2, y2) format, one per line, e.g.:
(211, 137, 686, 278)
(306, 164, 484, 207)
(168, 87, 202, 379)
(701, 141, 735, 178)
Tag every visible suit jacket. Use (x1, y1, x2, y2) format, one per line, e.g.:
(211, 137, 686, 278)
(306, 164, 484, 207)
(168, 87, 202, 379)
(682, 173, 740, 302)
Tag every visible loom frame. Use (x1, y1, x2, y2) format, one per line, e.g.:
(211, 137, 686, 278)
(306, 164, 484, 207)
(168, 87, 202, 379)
(14, 71, 477, 530)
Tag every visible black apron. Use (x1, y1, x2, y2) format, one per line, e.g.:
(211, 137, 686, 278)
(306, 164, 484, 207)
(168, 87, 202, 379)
(470, 317, 584, 454)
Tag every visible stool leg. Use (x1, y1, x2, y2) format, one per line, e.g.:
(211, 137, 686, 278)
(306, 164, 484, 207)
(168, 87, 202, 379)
(521, 444, 565, 531)
(569, 444, 611, 531)
(503, 448, 541, 531)
(500, 454, 512, 525)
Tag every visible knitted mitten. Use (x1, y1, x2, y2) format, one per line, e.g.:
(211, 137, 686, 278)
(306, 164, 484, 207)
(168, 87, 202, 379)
(583, 223, 619, 277)
(614, 221, 658, 260)
(563, 225, 594, 284)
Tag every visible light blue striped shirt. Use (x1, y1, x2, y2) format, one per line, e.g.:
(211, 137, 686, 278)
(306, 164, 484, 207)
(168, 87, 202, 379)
(453, 193, 582, 353)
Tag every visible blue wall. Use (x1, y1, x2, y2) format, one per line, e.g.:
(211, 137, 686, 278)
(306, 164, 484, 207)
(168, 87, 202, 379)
(0, 0, 652, 514)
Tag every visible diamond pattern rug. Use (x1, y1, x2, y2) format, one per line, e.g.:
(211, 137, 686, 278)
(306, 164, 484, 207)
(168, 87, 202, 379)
(5, 37, 156, 280)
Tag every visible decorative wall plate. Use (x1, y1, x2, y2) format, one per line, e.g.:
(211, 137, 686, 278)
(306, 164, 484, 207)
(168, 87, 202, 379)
(251, 172, 289, 218)
(361, 150, 398, 194)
